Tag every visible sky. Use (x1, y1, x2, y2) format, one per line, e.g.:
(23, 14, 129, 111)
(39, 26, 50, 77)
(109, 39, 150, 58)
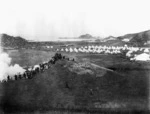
(0, 0, 150, 41)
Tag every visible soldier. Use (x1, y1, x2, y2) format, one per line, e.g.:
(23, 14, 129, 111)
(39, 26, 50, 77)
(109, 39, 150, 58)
(32, 70, 36, 76)
(39, 64, 44, 72)
(23, 72, 27, 79)
(14, 74, 18, 80)
(50, 59, 55, 64)
(26, 71, 30, 79)
(30, 71, 33, 78)
(58, 53, 62, 59)
(35, 67, 40, 73)
(47, 63, 51, 68)
(53, 60, 56, 64)
(44, 63, 48, 70)
(18, 73, 22, 79)
(7, 75, 10, 81)
(89, 89, 94, 96)
(65, 82, 70, 89)
(63, 56, 65, 59)
(29, 72, 33, 79)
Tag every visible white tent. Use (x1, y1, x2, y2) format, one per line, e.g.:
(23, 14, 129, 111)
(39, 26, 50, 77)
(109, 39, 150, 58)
(61, 48, 64, 51)
(69, 48, 73, 52)
(65, 48, 69, 52)
(56, 49, 59, 51)
(74, 48, 78, 53)
(144, 48, 149, 53)
(126, 50, 133, 57)
(134, 53, 150, 61)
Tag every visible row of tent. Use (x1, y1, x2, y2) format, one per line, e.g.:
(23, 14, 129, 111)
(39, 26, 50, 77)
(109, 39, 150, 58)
(56, 45, 150, 61)
(56, 45, 149, 54)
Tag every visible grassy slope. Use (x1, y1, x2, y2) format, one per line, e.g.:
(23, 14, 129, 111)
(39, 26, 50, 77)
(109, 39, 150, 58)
(0, 49, 149, 113)
(0, 58, 149, 113)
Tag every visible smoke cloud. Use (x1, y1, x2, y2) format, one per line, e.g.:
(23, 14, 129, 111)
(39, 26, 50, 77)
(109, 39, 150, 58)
(0, 48, 25, 81)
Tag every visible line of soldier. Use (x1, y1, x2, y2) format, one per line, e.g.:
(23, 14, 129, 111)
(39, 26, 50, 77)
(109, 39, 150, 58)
(4, 53, 74, 82)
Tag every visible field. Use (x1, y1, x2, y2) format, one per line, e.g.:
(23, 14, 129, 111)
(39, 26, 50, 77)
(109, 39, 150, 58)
(0, 49, 150, 113)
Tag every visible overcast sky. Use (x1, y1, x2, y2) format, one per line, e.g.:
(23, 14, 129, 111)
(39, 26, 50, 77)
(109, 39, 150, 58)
(0, 0, 150, 41)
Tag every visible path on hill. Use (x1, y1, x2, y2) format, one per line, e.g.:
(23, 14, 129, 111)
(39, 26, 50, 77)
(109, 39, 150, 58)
(90, 63, 114, 72)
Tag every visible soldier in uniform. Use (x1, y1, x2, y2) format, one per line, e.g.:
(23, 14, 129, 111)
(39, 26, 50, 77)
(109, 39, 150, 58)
(7, 75, 10, 81)
(26, 71, 31, 79)
(14, 74, 18, 80)
(18, 73, 22, 79)
(40, 64, 45, 72)
(32, 70, 36, 77)
(63, 56, 65, 59)
(47, 63, 51, 68)
(23, 72, 27, 79)
(35, 67, 40, 73)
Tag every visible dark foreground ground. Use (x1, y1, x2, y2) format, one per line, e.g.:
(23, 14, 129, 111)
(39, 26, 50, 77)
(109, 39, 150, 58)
(0, 49, 150, 113)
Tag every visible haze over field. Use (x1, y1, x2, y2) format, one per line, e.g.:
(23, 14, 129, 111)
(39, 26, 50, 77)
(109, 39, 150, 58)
(0, 0, 150, 41)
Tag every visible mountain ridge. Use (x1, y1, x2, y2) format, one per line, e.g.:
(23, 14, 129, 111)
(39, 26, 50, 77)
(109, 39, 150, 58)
(1, 29, 150, 47)
(116, 30, 150, 46)
(0, 34, 28, 48)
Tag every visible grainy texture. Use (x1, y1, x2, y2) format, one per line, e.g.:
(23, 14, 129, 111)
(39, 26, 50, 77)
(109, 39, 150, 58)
(0, 49, 149, 113)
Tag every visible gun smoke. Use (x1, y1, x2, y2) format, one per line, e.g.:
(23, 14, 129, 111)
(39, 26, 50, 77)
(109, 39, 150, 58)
(0, 48, 25, 81)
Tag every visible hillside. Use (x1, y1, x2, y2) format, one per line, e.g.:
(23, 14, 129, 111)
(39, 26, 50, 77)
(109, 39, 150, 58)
(101, 36, 116, 42)
(0, 34, 28, 48)
(79, 34, 93, 39)
(130, 30, 150, 46)
(99, 30, 150, 47)
(117, 30, 150, 46)
(0, 59, 149, 113)
(1, 29, 150, 48)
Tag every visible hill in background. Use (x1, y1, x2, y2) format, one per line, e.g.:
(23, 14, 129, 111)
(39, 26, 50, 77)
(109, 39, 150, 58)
(1, 29, 150, 48)
(79, 34, 93, 39)
(0, 34, 28, 48)
(117, 30, 150, 47)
